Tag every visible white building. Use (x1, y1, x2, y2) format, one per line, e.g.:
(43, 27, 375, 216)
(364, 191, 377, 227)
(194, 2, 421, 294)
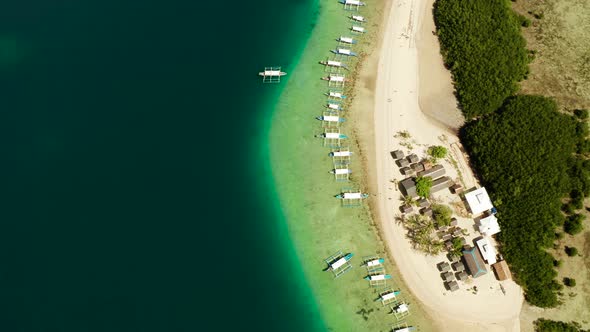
(476, 237, 497, 265)
(478, 214, 501, 236)
(464, 187, 494, 215)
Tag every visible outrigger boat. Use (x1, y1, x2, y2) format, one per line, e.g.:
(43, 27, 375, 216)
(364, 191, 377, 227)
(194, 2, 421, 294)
(327, 253, 354, 271)
(351, 15, 366, 22)
(331, 168, 352, 175)
(338, 36, 356, 44)
(321, 132, 348, 139)
(336, 192, 368, 199)
(351, 26, 366, 33)
(327, 102, 342, 110)
(339, 0, 366, 6)
(258, 68, 287, 77)
(329, 150, 352, 157)
(379, 290, 401, 302)
(366, 258, 385, 267)
(326, 91, 347, 99)
(317, 115, 345, 123)
(321, 74, 347, 82)
(319, 60, 348, 69)
(365, 274, 392, 281)
(331, 48, 357, 56)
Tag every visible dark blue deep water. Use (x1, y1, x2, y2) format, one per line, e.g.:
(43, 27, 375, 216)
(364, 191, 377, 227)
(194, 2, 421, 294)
(0, 0, 324, 331)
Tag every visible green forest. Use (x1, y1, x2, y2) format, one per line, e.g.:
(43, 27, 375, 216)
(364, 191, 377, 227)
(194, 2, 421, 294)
(434, 0, 529, 118)
(461, 96, 582, 306)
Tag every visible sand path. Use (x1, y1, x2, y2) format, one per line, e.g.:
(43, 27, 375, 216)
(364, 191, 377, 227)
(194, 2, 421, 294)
(371, 0, 524, 330)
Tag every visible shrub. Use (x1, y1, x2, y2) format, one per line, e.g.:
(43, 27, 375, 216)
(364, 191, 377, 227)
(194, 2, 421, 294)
(574, 109, 589, 120)
(427, 146, 448, 160)
(570, 189, 584, 210)
(553, 259, 562, 268)
(535, 319, 586, 332)
(434, 0, 529, 117)
(563, 277, 576, 287)
(518, 14, 531, 27)
(415, 176, 432, 198)
(432, 204, 452, 226)
(564, 214, 585, 235)
(565, 246, 578, 257)
(461, 95, 578, 307)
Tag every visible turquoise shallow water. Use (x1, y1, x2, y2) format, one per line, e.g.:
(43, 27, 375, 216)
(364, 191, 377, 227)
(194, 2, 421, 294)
(0, 0, 325, 331)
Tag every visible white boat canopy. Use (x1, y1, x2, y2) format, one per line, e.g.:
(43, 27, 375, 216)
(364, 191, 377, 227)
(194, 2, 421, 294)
(352, 15, 365, 21)
(332, 151, 351, 157)
(327, 60, 342, 67)
(337, 48, 352, 55)
(369, 275, 387, 281)
(329, 75, 345, 82)
(328, 103, 340, 109)
(345, 0, 362, 5)
(329, 91, 344, 98)
(323, 116, 340, 122)
(352, 26, 365, 33)
(381, 292, 397, 300)
(340, 37, 354, 44)
(331, 257, 348, 270)
(334, 168, 350, 175)
(395, 303, 409, 313)
(343, 192, 363, 199)
(366, 259, 382, 267)
(325, 132, 343, 139)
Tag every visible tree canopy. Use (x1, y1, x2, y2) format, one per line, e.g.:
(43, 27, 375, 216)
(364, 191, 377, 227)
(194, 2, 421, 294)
(434, 0, 529, 118)
(461, 95, 578, 307)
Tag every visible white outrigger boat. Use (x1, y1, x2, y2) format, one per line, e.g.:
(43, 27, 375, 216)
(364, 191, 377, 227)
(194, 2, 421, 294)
(365, 274, 392, 281)
(351, 15, 366, 22)
(336, 192, 368, 199)
(379, 289, 401, 302)
(317, 115, 345, 123)
(351, 26, 366, 33)
(258, 67, 287, 83)
(331, 168, 352, 175)
(320, 132, 348, 139)
(319, 60, 348, 69)
(338, 36, 357, 44)
(339, 0, 366, 6)
(331, 48, 357, 56)
(326, 91, 347, 99)
(366, 258, 385, 267)
(321, 74, 346, 82)
(329, 150, 352, 157)
(327, 102, 342, 110)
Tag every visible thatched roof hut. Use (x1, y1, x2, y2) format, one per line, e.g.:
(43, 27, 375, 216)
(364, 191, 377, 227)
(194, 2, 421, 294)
(400, 205, 414, 214)
(397, 159, 410, 167)
(446, 280, 460, 292)
(442, 271, 454, 282)
(411, 163, 425, 172)
(452, 261, 465, 272)
(450, 183, 463, 194)
(456, 271, 468, 281)
(430, 176, 452, 194)
(437, 262, 451, 272)
(400, 178, 418, 198)
(407, 154, 419, 163)
(417, 164, 445, 179)
(400, 167, 413, 175)
(420, 207, 433, 217)
(417, 198, 430, 208)
(391, 150, 405, 159)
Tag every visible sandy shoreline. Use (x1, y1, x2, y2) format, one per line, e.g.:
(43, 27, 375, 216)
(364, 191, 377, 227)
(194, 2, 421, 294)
(350, 0, 525, 330)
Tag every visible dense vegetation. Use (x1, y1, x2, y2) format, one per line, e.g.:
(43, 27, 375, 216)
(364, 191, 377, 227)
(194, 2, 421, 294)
(427, 146, 447, 161)
(461, 96, 581, 307)
(434, 0, 529, 118)
(415, 176, 432, 198)
(431, 204, 452, 227)
(535, 319, 588, 332)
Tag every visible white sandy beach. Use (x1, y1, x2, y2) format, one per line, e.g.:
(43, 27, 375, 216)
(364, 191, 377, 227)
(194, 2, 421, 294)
(370, 0, 524, 330)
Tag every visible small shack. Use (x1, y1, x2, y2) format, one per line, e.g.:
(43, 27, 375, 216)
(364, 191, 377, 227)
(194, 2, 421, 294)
(400, 205, 414, 214)
(452, 261, 465, 272)
(400, 167, 413, 176)
(421, 160, 433, 170)
(456, 271, 468, 281)
(391, 150, 405, 159)
(464, 187, 494, 215)
(462, 246, 487, 278)
(400, 178, 417, 198)
(397, 159, 410, 167)
(450, 183, 463, 194)
(446, 280, 460, 292)
(407, 154, 419, 163)
(417, 164, 445, 179)
(411, 163, 425, 172)
(450, 218, 458, 226)
(430, 176, 452, 194)
(420, 207, 433, 217)
(492, 260, 511, 281)
(437, 262, 451, 272)
(417, 198, 430, 208)
(442, 271, 454, 282)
